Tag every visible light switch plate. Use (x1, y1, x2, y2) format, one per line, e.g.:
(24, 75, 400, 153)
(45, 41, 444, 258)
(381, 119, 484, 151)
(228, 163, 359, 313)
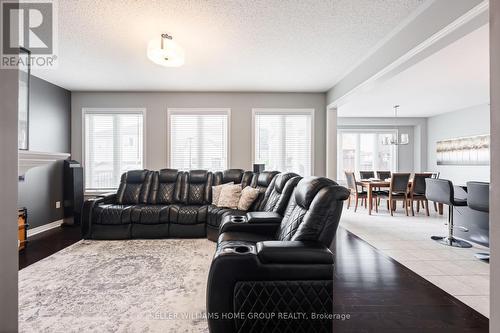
(56, 201, 61, 209)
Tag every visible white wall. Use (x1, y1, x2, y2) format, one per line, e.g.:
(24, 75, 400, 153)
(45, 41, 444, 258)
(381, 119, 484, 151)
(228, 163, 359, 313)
(427, 104, 490, 184)
(71, 92, 327, 176)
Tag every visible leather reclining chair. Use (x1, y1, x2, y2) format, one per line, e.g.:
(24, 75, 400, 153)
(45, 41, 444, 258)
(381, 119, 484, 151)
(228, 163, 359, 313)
(82, 170, 153, 239)
(207, 177, 350, 332)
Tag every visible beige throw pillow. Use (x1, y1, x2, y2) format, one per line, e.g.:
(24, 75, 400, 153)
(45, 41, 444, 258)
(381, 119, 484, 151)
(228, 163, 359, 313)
(217, 184, 242, 209)
(238, 186, 261, 210)
(212, 182, 234, 205)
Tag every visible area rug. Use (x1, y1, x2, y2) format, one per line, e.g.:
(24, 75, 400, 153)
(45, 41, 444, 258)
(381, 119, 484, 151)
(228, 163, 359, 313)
(19, 239, 216, 333)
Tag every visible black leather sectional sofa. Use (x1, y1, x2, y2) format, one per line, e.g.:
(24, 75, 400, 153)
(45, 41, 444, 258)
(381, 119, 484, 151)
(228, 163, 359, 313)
(82, 168, 299, 241)
(82, 168, 351, 332)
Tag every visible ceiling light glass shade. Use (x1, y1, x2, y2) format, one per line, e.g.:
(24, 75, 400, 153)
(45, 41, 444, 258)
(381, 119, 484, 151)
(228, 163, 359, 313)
(382, 133, 409, 145)
(382, 105, 410, 146)
(147, 35, 185, 67)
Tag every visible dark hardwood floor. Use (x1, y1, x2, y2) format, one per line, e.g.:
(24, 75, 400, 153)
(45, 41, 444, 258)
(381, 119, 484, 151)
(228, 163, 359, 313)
(19, 225, 82, 270)
(19, 225, 488, 332)
(331, 227, 488, 332)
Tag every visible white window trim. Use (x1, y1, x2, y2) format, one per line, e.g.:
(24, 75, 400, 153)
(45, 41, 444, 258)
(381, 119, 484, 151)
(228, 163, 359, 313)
(82, 107, 147, 193)
(337, 128, 399, 180)
(167, 108, 231, 170)
(252, 108, 315, 175)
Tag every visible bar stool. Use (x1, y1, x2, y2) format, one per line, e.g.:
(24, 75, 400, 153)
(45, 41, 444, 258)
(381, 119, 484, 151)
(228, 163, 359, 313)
(425, 178, 472, 248)
(467, 181, 490, 260)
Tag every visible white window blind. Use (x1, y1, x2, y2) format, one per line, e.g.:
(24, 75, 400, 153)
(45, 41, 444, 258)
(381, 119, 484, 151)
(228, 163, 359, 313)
(84, 110, 144, 191)
(254, 110, 313, 176)
(169, 110, 229, 170)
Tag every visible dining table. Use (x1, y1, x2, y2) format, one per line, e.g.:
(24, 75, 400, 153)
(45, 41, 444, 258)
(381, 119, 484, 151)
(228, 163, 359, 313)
(356, 179, 444, 216)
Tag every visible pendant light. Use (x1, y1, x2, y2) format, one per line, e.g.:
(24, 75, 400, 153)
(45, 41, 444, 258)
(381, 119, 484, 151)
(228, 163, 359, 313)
(382, 105, 409, 145)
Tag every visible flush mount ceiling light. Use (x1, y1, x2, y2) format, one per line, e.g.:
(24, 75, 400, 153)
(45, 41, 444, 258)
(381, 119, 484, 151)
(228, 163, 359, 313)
(382, 105, 410, 146)
(147, 33, 185, 67)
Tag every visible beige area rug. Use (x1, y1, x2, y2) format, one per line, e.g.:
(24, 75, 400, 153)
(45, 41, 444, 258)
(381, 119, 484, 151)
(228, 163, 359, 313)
(19, 239, 216, 333)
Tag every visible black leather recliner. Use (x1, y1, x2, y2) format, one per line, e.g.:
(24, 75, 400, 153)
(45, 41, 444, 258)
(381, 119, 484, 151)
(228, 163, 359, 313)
(206, 177, 350, 332)
(169, 170, 213, 238)
(83, 170, 153, 239)
(130, 169, 181, 238)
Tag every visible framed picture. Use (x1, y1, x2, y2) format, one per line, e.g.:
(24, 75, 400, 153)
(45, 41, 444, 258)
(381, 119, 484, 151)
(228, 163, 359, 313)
(18, 47, 30, 150)
(436, 134, 490, 166)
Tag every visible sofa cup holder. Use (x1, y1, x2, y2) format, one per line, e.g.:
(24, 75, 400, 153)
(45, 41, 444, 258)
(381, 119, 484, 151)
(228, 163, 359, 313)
(231, 216, 246, 223)
(234, 245, 251, 254)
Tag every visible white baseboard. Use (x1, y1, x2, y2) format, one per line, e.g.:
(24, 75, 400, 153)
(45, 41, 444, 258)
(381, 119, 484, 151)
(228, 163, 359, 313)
(27, 220, 64, 238)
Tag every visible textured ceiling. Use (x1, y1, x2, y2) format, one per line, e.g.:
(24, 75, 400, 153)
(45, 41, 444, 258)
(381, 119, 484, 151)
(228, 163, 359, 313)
(338, 24, 489, 117)
(33, 0, 426, 91)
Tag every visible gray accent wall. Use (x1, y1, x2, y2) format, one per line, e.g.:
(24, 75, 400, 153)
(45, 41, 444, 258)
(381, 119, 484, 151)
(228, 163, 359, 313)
(426, 104, 490, 185)
(337, 117, 427, 172)
(71, 92, 327, 176)
(18, 76, 71, 229)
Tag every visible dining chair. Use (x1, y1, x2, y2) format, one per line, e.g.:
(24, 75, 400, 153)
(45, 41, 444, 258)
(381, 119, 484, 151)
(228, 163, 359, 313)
(379, 173, 411, 216)
(409, 173, 433, 216)
(359, 171, 375, 180)
(376, 171, 392, 181)
(345, 171, 371, 212)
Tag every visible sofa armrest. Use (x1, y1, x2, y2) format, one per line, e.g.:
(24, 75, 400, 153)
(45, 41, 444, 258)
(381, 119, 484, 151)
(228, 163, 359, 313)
(81, 193, 117, 238)
(219, 212, 282, 236)
(256, 241, 333, 265)
(88, 193, 117, 204)
(246, 211, 283, 224)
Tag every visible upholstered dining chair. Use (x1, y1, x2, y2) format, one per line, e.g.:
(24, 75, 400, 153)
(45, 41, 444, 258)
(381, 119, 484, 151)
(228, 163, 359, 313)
(409, 173, 433, 216)
(345, 171, 370, 212)
(376, 171, 392, 181)
(359, 171, 375, 180)
(379, 173, 411, 216)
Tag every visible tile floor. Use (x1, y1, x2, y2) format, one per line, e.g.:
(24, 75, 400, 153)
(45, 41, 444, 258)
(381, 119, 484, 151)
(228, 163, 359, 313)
(340, 205, 490, 317)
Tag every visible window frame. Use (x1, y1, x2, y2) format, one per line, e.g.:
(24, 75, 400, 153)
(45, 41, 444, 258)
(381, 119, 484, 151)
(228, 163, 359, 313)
(82, 107, 147, 194)
(337, 128, 399, 181)
(167, 108, 231, 170)
(252, 108, 315, 176)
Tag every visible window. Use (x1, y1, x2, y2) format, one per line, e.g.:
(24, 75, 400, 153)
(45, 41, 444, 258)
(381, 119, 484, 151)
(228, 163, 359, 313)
(337, 129, 397, 181)
(84, 109, 144, 191)
(253, 109, 313, 176)
(168, 109, 229, 170)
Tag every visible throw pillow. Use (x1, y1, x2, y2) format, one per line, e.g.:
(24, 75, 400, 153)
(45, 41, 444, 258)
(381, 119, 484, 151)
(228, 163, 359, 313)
(238, 186, 261, 210)
(217, 184, 242, 209)
(212, 182, 234, 205)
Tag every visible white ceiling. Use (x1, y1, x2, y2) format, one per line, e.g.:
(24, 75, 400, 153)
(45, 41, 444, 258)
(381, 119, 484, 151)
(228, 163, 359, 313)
(32, 0, 426, 92)
(338, 24, 490, 117)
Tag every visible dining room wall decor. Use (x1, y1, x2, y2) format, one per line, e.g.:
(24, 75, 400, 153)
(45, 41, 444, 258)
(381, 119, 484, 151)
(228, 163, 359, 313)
(436, 134, 490, 166)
